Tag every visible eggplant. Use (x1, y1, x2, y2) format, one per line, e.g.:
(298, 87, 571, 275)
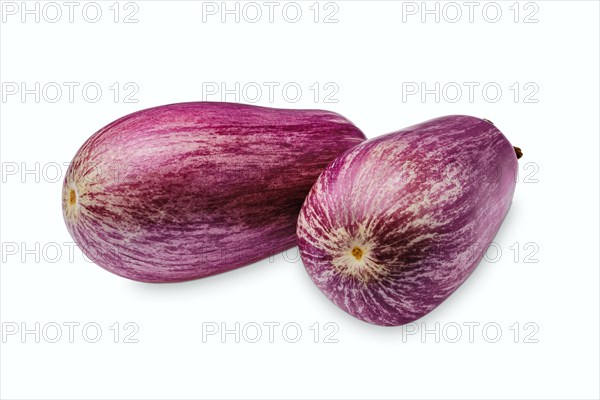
(62, 102, 365, 282)
(297, 115, 521, 326)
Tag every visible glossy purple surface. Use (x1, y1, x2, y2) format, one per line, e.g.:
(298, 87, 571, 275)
(297, 115, 519, 326)
(63, 102, 365, 282)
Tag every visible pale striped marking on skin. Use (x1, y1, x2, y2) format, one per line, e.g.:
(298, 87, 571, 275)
(62, 102, 366, 282)
(297, 115, 518, 326)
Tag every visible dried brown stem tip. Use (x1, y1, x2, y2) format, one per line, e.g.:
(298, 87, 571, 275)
(514, 146, 523, 159)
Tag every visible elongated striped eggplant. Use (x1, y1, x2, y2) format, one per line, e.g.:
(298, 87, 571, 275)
(62, 102, 365, 282)
(297, 115, 521, 326)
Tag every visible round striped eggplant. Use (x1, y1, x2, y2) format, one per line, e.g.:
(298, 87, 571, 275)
(297, 115, 521, 326)
(62, 102, 365, 282)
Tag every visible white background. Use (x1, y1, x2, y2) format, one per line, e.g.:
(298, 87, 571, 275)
(1, 1, 599, 399)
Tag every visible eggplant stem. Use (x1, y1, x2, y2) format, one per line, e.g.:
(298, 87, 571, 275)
(514, 146, 523, 159)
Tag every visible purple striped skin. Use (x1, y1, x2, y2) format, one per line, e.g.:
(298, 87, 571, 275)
(62, 102, 365, 283)
(297, 116, 519, 326)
